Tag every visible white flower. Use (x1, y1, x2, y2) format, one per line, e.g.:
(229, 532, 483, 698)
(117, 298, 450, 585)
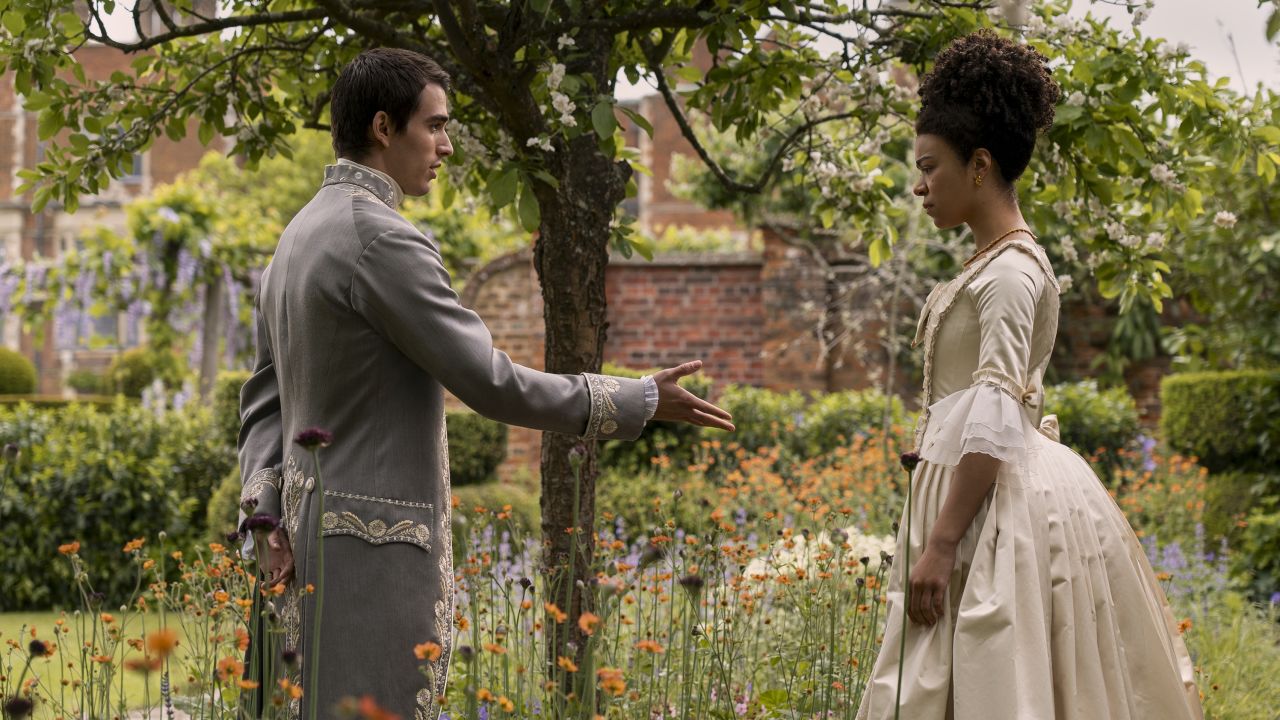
(551, 92, 575, 116)
(546, 63, 566, 91)
(1150, 163, 1177, 187)
(557, 34, 575, 49)
(1213, 211, 1238, 229)
(1105, 221, 1126, 241)
(526, 136, 554, 152)
(1025, 15, 1047, 36)
(1057, 275, 1074, 293)
(1132, 6, 1151, 26)
(1066, 91, 1086, 107)
(1120, 234, 1142, 249)
(559, 114, 577, 128)
(1059, 236, 1079, 263)
(1144, 232, 1166, 251)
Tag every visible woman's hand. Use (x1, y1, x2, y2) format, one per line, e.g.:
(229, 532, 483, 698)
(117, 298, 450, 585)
(908, 539, 957, 626)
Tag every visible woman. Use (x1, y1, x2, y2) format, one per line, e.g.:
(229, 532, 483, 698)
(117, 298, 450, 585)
(856, 31, 1202, 719)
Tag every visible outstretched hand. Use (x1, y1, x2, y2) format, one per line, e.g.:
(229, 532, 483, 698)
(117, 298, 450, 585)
(255, 526, 295, 589)
(652, 360, 735, 432)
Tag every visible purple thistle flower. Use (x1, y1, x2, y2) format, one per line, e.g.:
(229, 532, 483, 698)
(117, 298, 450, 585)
(899, 451, 922, 472)
(243, 513, 280, 532)
(294, 428, 334, 449)
(28, 639, 47, 657)
(3, 695, 34, 719)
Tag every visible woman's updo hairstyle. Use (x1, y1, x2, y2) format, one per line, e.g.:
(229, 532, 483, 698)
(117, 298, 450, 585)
(916, 29, 1061, 184)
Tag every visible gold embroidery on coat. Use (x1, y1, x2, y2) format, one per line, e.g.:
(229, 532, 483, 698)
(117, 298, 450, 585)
(584, 373, 623, 439)
(280, 585, 304, 719)
(321, 511, 432, 550)
(432, 416, 455, 703)
(241, 467, 281, 510)
(281, 456, 309, 548)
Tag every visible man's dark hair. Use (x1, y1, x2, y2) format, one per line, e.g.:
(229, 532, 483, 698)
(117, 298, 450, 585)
(330, 48, 452, 159)
(915, 30, 1060, 184)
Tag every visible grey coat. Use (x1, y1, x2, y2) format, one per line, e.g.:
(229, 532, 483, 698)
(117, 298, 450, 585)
(238, 163, 647, 718)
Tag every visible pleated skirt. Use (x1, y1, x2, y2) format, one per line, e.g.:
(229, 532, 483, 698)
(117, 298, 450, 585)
(856, 432, 1203, 720)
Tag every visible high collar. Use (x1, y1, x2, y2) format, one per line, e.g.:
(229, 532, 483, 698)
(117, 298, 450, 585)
(322, 158, 405, 209)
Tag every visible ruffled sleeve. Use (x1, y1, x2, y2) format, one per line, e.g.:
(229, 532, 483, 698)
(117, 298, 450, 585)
(919, 251, 1045, 467)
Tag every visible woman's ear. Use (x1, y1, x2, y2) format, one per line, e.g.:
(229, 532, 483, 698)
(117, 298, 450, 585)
(971, 148, 994, 180)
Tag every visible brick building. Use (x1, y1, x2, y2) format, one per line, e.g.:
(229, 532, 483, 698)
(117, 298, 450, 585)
(1, 3, 222, 393)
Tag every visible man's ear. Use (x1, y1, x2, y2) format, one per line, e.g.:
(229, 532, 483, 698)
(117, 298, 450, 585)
(370, 110, 393, 149)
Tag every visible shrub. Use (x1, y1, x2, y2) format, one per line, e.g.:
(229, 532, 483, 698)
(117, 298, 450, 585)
(1161, 370, 1280, 473)
(1045, 380, 1140, 481)
(67, 368, 108, 395)
(1236, 497, 1280, 604)
(0, 347, 35, 394)
(107, 347, 187, 397)
(599, 363, 713, 474)
(213, 369, 251, 450)
(450, 482, 541, 560)
(802, 388, 908, 457)
(447, 410, 508, 486)
(715, 385, 809, 457)
(1202, 471, 1270, 547)
(0, 400, 234, 610)
(206, 468, 243, 542)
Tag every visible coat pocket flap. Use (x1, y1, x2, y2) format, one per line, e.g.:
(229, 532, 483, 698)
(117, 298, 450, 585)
(319, 490, 435, 552)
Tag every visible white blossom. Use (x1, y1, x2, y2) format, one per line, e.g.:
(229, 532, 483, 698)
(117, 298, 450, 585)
(1132, 5, 1151, 26)
(1057, 275, 1074, 293)
(1144, 232, 1167, 251)
(1150, 163, 1177, 187)
(526, 136, 554, 152)
(1025, 15, 1048, 37)
(1120, 234, 1142, 249)
(557, 34, 575, 50)
(1213, 211, 1238, 229)
(1066, 91, 1086, 107)
(551, 92, 575, 116)
(559, 114, 577, 128)
(1105, 221, 1126, 241)
(546, 63, 566, 91)
(1059, 236, 1079, 263)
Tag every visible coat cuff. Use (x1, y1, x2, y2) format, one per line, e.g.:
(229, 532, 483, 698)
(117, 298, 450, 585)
(582, 373, 647, 441)
(240, 466, 282, 519)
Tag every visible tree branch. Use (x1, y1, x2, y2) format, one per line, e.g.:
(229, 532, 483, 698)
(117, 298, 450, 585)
(82, 7, 329, 52)
(642, 40, 856, 196)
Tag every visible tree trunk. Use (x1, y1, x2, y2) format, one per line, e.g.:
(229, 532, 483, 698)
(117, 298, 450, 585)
(533, 131, 629, 698)
(198, 276, 223, 397)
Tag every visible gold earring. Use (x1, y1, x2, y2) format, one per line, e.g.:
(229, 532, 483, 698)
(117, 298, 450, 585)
(974, 174, 984, 188)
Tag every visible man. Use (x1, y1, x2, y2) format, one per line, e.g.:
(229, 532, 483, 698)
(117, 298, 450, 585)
(237, 47, 733, 719)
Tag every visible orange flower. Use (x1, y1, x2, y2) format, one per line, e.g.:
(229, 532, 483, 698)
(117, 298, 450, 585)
(414, 641, 443, 662)
(125, 656, 162, 673)
(482, 642, 507, 655)
(497, 696, 514, 712)
(577, 612, 600, 636)
(146, 628, 179, 658)
(123, 538, 145, 553)
(596, 667, 626, 697)
(279, 678, 303, 699)
(235, 627, 250, 652)
(216, 656, 245, 682)
(58, 541, 81, 555)
(557, 656, 579, 673)
(544, 603, 567, 624)
(237, 679, 260, 690)
(100, 613, 115, 624)
(208, 542, 226, 554)
(357, 696, 402, 720)
(1178, 618, 1193, 634)
(213, 590, 230, 604)
(634, 639, 665, 654)
(91, 654, 112, 663)
(476, 688, 494, 702)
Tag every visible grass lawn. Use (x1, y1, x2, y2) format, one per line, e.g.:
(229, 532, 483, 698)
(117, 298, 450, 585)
(1, 609, 219, 716)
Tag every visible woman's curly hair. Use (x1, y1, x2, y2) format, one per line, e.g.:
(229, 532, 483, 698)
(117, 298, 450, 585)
(916, 30, 1061, 183)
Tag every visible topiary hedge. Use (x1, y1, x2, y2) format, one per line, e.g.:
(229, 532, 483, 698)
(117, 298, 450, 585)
(0, 347, 35, 394)
(1045, 380, 1141, 480)
(107, 347, 187, 397)
(1161, 370, 1280, 473)
(0, 400, 234, 611)
(446, 410, 508, 486)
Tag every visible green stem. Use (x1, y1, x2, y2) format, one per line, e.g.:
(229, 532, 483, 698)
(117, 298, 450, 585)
(307, 450, 326, 720)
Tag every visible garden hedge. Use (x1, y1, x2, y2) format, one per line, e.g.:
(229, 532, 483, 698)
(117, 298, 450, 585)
(1161, 370, 1280, 472)
(1045, 380, 1141, 481)
(446, 410, 508, 486)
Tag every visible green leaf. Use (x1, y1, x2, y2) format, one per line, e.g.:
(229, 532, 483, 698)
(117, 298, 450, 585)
(1267, 8, 1280, 42)
(618, 106, 653, 137)
(591, 100, 617, 140)
(198, 122, 214, 146)
(629, 233, 654, 261)
(1250, 125, 1280, 145)
(517, 185, 540, 233)
(2, 11, 26, 35)
(37, 111, 62, 141)
(868, 235, 888, 267)
(1257, 152, 1276, 184)
(488, 169, 518, 208)
(674, 66, 703, 83)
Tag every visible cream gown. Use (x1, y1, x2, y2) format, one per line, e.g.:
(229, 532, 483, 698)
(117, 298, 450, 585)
(856, 237, 1202, 720)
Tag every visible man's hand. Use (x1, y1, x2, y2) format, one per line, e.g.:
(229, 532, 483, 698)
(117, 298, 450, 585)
(907, 538, 956, 626)
(254, 526, 295, 588)
(652, 360, 735, 431)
